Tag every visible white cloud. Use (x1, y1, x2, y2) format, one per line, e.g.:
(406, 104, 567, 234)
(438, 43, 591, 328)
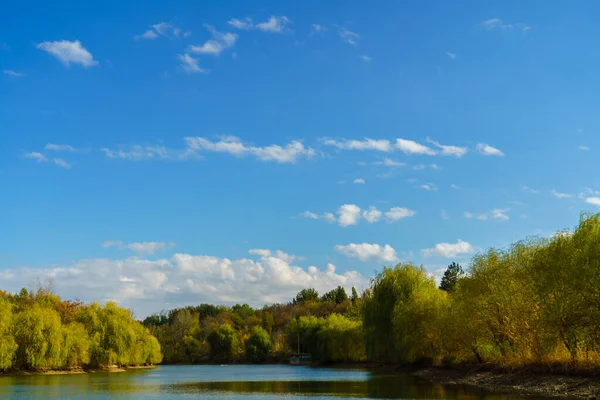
(0, 252, 368, 318)
(3, 69, 24, 77)
(24, 152, 71, 168)
(353, 178, 365, 184)
(552, 190, 573, 199)
(228, 18, 254, 30)
(422, 240, 474, 258)
(476, 143, 504, 156)
(522, 185, 540, 194)
(24, 152, 48, 163)
(135, 30, 159, 40)
(37, 40, 98, 68)
(490, 209, 510, 220)
(579, 145, 590, 151)
(323, 212, 336, 223)
(256, 16, 291, 33)
(385, 207, 416, 222)
(360, 55, 371, 62)
(302, 211, 319, 219)
(311, 24, 327, 33)
(420, 183, 437, 191)
(450, 184, 460, 189)
(335, 243, 398, 263)
(338, 204, 361, 227)
(189, 25, 237, 55)
(103, 240, 175, 255)
(441, 209, 449, 220)
(373, 158, 405, 167)
(323, 137, 466, 157)
(45, 143, 78, 152)
(248, 249, 298, 264)
(184, 136, 315, 163)
(337, 27, 359, 45)
(177, 53, 208, 74)
(465, 208, 510, 221)
(322, 138, 392, 152)
(426, 137, 468, 157)
(304, 205, 415, 226)
(478, 18, 530, 32)
(101, 144, 195, 161)
(362, 206, 382, 223)
(52, 158, 71, 169)
(134, 22, 183, 40)
(446, 52, 456, 60)
(586, 197, 600, 207)
(395, 138, 436, 155)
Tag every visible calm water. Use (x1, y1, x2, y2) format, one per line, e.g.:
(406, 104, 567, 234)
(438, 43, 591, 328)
(0, 365, 548, 399)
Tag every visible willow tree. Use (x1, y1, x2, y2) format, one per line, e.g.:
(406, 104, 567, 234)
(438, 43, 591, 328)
(0, 298, 17, 370)
(13, 304, 64, 369)
(363, 264, 449, 363)
(317, 314, 365, 362)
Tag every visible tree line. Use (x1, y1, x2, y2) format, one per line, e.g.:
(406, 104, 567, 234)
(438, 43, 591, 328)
(3, 213, 600, 371)
(0, 286, 162, 372)
(143, 213, 600, 369)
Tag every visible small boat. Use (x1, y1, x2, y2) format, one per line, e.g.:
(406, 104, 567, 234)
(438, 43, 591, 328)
(289, 353, 312, 365)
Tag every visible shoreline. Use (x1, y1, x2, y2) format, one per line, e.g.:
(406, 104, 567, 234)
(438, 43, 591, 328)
(411, 366, 600, 399)
(0, 365, 157, 377)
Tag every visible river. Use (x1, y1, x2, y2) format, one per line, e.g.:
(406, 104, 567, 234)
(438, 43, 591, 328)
(0, 365, 548, 399)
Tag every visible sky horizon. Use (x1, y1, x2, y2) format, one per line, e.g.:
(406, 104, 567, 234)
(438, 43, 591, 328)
(2, 1, 600, 317)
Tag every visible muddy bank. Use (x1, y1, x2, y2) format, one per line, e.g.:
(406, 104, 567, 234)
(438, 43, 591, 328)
(413, 366, 600, 399)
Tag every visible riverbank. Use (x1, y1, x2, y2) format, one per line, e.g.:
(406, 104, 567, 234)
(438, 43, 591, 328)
(0, 365, 157, 377)
(413, 366, 600, 399)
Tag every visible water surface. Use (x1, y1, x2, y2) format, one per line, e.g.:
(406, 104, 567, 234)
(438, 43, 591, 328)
(0, 365, 548, 399)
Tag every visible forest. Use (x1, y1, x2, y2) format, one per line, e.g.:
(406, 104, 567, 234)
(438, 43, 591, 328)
(3, 213, 600, 372)
(143, 213, 600, 368)
(0, 287, 162, 372)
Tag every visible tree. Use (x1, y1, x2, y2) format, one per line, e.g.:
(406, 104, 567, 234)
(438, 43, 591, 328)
(363, 264, 449, 363)
(351, 287, 359, 304)
(207, 324, 238, 361)
(293, 288, 319, 304)
(0, 298, 17, 370)
(13, 304, 64, 369)
(245, 326, 272, 363)
(321, 286, 348, 304)
(439, 262, 464, 292)
(318, 314, 365, 362)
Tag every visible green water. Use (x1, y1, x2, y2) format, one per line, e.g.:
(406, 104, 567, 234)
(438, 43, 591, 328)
(0, 365, 547, 399)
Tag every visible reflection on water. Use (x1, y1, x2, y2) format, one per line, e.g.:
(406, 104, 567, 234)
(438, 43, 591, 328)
(0, 365, 549, 399)
(165, 375, 531, 399)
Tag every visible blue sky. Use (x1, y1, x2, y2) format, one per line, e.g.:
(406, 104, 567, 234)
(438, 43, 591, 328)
(2, 1, 600, 316)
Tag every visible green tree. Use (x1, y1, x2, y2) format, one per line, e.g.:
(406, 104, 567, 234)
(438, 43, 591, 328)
(351, 287, 359, 304)
(321, 286, 348, 304)
(318, 314, 365, 362)
(13, 304, 64, 369)
(364, 264, 449, 363)
(293, 288, 319, 304)
(207, 324, 237, 361)
(439, 262, 464, 292)
(0, 298, 17, 370)
(245, 326, 272, 363)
